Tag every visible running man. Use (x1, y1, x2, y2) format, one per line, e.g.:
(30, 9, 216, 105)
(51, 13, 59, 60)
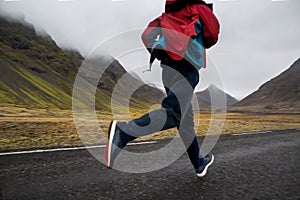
(105, 0, 219, 177)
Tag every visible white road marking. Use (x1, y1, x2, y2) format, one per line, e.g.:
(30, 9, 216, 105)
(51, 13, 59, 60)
(232, 131, 273, 136)
(0, 141, 157, 156)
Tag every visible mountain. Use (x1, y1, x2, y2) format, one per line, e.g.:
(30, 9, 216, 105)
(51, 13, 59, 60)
(231, 58, 300, 114)
(196, 85, 238, 110)
(0, 16, 164, 111)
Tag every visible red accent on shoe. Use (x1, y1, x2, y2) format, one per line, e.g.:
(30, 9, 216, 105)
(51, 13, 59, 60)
(105, 141, 111, 169)
(104, 120, 115, 169)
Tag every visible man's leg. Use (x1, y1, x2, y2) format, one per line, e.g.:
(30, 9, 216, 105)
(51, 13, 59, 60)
(118, 63, 198, 140)
(105, 80, 183, 168)
(178, 104, 202, 169)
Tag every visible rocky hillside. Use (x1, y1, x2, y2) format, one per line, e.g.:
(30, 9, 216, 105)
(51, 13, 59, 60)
(231, 58, 300, 114)
(0, 16, 165, 111)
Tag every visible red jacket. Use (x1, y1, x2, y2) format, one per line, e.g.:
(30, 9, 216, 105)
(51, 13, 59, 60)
(142, 1, 219, 65)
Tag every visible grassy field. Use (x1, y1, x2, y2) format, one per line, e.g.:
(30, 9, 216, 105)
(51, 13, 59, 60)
(0, 104, 299, 152)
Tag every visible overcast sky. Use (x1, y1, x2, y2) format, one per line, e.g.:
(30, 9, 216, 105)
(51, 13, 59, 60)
(1, 0, 299, 99)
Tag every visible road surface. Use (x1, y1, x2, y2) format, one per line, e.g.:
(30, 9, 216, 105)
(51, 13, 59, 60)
(1, 129, 299, 200)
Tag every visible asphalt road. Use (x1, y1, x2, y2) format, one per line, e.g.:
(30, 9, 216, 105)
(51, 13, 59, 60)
(1, 129, 299, 200)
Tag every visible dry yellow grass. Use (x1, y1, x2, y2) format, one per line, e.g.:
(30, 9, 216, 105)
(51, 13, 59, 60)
(0, 104, 299, 151)
(197, 112, 300, 135)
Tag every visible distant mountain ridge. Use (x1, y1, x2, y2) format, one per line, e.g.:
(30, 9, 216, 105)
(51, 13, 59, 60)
(231, 58, 300, 114)
(196, 84, 238, 110)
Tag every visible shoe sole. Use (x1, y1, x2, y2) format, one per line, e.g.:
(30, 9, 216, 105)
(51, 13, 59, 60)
(196, 154, 214, 177)
(105, 120, 117, 169)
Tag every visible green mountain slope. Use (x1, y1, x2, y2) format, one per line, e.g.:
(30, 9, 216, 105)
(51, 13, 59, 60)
(0, 16, 164, 111)
(0, 17, 78, 108)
